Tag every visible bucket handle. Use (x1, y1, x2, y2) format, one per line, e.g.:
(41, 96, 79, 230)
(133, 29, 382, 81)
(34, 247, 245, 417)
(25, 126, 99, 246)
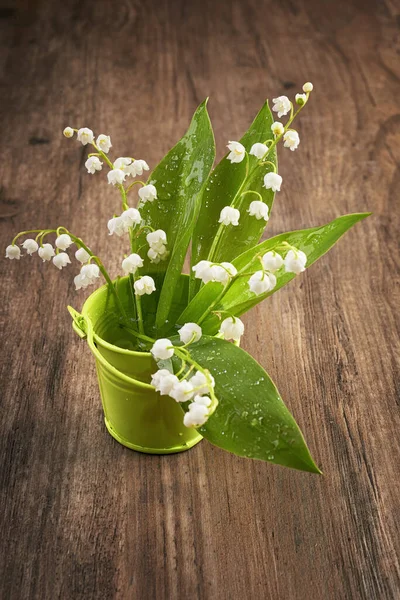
(68, 306, 155, 391)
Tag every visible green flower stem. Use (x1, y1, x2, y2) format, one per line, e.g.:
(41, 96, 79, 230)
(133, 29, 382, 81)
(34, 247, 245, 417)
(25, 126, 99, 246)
(125, 180, 146, 194)
(173, 346, 218, 414)
(197, 281, 231, 326)
(11, 229, 51, 245)
(240, 190, 263, 202)
(129, 228, 145, 335)
(135, 291, 145, 335)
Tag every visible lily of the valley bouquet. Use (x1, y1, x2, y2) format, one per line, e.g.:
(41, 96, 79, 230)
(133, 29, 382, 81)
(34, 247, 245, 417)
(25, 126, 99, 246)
(6, 83, 369, 472)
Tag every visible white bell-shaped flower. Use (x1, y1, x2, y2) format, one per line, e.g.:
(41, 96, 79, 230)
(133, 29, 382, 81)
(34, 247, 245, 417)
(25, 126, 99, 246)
(190, 371, 215, 395)
(178, 322, 202, 345)
(193, 394, 212, 408)
(55, 234, 73, 250)
(303, 82, 313, 92)
(5, 245, 21, 260)
(22, 239, 39, 255)
(113, 157, 132, 171)
(248, 201, 269, 221)
(219, 206, 240, 226)
(121, 208, 142, 228)
(183, 403, 209, 427)
(272, 96, 291, 118)
(77, 128, 94, 145)
(151, 369, 179, 395)
(295, 93, 307, 106)
(248, 271, 276, 295)
(262, 251, 283, 272)
(263, 172, 282, 192)
(227, 141, 246, 163)
(74, 264, 100, 289)
(107, 216, 126, 237)
(219, 317, 244, 342)
(52, 252, 71, 270)
(271, 122, 284, 136)
(146, 229, 167, 248)
(192, 260, 213, 283)
(284, 249, 307, 274)
(96, 134, 112, 153)
(128, 159, 149, 177)
(283, 130, 300, 151)
(249, 143, 268, 159)
(85, 156, 103, 174)
(134, 275, 156, 296)
(107, 169, 126, 186)
(121, 253, 143, 275)
(151, 338, 174, 360)
(75, 247, 90, 264)
(38, 243, 55, 262)
(63, 127, 74, 138)
(169, 379, 194, 403)
(138, 184, 157, 204)
(147, 246, 168, 264)
(210, 262, 237, 285)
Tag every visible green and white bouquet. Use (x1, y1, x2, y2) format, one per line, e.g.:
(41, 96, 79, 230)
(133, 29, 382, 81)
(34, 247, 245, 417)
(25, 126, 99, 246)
(6, 82, 369, 472)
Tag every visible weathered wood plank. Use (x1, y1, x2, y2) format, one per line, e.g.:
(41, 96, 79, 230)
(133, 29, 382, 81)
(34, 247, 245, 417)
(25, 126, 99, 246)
(0, 0, 399, 598)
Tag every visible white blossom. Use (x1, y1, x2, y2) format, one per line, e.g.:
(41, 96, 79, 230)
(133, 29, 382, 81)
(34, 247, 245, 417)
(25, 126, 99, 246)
(178, 322, 202, 345)
(303, 82, 313, 92)
(107, 169, 126, 186)
(55, 234, 73, 250)
(227, 141, 246, 164)
(96, 134, 112, 153)
(22, 239, 39, 255)
(5, 245, 21, 260)
(272, 96, 291, 118)
(85, 156, 103, 174)
(183, 403, 209, 427)
(77, 128, 94, 146)
(107, 216, 126, 237)
(113, 157, 132, 171)
(74, 263, 100, 290)
(75, 247, 90, 264)
(138, 184, 157, 204)
(151, 369, 179, 395)
(134, 275, 156, 296)
(190, 370, 215, 395)
(38, 243, 55, 262)
(147, 229, 167, 249)
(262, 251, 283, 272)
(248, 271, 276, 295)
(151, 338, 174, 360)
(121, 253, 143, 275)
(63, 127, 74, 138)
(219, 317, 244, 342)
(192, 260, 213, 283)
(250, 143, 268, 159)
(295, 93, 307, 106)
(193, 394, 212, 407)
(121, 207, 141, 228)
(263, 172, 282, 192)
(284, 249, 307, 274)
(147, 246, 168, 264)
(283, 130, 300, 151)
(219, 206, 240, 226)
(129, 160, 149, 177)
(248, 200, 269, 221)
(271, 121, 284, 136)
(210, 262, 237, 285)
(52, 252, 71, 270)
(169, 379, 194, 403)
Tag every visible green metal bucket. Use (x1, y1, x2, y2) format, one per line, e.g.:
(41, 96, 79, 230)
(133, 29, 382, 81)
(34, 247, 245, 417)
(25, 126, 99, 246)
(69, 275, 202, 454)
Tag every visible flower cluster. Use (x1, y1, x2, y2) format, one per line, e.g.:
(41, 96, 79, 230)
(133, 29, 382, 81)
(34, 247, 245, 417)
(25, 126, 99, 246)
(192, 260, 237, 285)
(146, 230, 169, 263)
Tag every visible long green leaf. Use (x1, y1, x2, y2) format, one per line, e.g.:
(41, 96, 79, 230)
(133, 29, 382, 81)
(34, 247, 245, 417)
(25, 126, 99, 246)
(174, 336, 321, 473)
(177, 212, 370, 334)
(190, 100, 277, 298)
(139, 100, 215, 329)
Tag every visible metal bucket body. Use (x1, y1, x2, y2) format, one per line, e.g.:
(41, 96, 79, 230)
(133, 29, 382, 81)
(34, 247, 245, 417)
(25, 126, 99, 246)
(72, 275, 202, 454)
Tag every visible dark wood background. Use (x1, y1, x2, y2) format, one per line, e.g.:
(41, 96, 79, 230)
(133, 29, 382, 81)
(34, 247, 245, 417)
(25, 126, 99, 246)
(1, 0, 399, 598)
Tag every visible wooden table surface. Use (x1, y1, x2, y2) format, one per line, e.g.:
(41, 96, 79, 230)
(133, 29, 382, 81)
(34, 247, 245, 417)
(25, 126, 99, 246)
(1, 0, 399, 598)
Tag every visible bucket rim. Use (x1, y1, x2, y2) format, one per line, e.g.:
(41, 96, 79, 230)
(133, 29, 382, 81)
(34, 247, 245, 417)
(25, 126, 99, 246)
(80, 278, 154, 358)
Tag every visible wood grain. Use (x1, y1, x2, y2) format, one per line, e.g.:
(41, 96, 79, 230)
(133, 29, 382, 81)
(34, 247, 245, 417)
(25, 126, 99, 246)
(1, 0, 399, 598)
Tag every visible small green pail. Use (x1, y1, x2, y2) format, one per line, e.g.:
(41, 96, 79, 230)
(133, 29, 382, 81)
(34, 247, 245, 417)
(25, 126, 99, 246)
(69, 275, 202, 454)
